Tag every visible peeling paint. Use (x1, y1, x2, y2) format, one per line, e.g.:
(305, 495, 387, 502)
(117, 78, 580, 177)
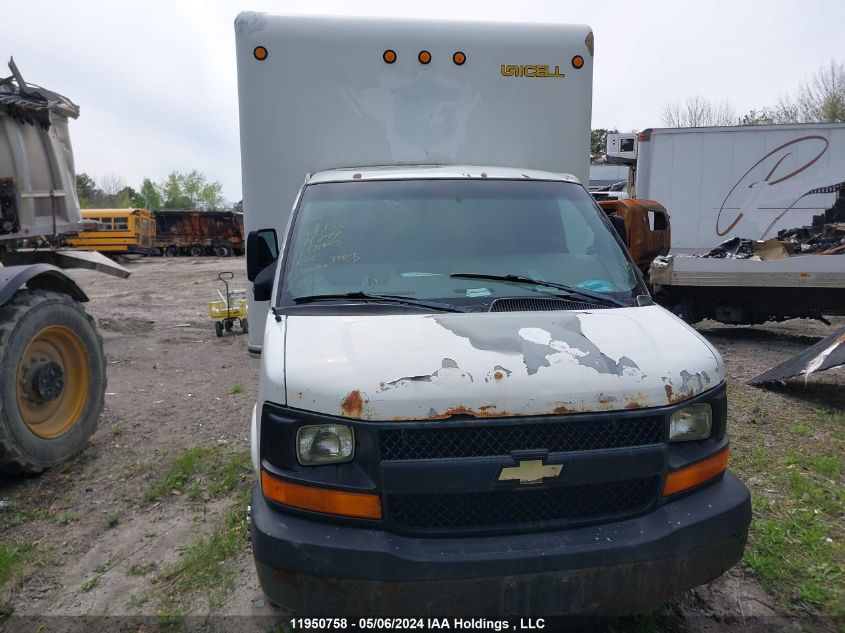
(284, 307, 725, 421)
(434, 314, 643, 377)
(380, 358, 472, 391)
(485, 365, 512, 383)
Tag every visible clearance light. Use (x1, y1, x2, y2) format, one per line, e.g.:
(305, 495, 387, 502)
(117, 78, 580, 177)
(383, 49, 397, 64)
(453, 51, 466, 65)
(253, 46, 268, 61)
(663, 446, 730, 496)
(418, 50, 432, 64)
(571, 55, 584, 69)
(261, 470, 382, 519)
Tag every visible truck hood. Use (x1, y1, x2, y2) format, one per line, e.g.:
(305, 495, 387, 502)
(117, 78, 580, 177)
(282, 306, 724, 420)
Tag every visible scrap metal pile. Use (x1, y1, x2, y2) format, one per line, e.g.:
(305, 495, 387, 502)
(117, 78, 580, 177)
(701, 196, 845, 260)
(0, 58, 79, 129)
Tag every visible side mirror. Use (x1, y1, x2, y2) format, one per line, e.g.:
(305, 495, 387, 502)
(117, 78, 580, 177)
(608, 214, 629, 247)
(253, 262, 276, 302)
(246, 229, 278, 282)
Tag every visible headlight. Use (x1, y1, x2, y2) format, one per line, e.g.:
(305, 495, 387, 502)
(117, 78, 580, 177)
(296, 424, 354, 465)
(669, 403, 712, 442)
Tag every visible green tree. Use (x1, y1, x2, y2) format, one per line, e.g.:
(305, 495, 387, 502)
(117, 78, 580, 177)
(590, 128, 617, 160)
(138, 178, 161, 210)
(75, 173, 101, 207)
(738, 108, 775, 126)
(181, 169, 205, 209)
(160, 171, 190, 208)
(115, 186, 138, 208)
(158, 170, 226, 210)
(198, 181, 225, 211)
(782, 59, 845, 123)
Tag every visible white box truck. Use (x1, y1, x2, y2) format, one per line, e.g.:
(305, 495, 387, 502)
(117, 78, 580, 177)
(235, 12, 750, 615)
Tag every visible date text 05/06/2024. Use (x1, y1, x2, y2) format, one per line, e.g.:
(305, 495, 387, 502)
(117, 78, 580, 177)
(288, 618, 548, 631)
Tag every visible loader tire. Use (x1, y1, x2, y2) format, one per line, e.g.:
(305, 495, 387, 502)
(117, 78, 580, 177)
(0, 290, 106, 474)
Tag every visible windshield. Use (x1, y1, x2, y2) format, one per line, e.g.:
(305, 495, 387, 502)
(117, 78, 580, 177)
(278, 179, 643, 308)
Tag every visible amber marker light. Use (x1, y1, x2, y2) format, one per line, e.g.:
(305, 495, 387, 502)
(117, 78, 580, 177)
(253, 46, 268, 61)
(418, 50, 432, 64)
(383, 49, 397, 64)
(571, 54, 585, 69)
(663, 446, 730, 497)
(453, 51, 466, 65)
(261, 470, 382, 519)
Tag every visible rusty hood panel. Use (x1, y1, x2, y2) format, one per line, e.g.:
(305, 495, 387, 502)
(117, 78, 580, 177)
(283, 306, 724, 420)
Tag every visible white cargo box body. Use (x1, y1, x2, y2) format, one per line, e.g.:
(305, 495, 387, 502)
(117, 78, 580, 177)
(235, 12, 594, 348)
(635, 124, 845, 253)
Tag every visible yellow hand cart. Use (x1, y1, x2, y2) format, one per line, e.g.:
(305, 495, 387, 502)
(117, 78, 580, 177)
(209, 272, 248, 337)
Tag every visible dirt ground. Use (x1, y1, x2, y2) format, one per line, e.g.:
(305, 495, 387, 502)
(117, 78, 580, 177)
(1, 258, 842, 632)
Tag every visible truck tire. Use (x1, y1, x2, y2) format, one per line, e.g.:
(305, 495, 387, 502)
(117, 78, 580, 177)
(0, 289, 106, 473)
(669, 300, 700, 325)
(189, 245, 204, 257)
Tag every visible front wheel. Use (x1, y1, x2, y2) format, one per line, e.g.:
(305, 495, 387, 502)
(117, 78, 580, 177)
(0, 290, 106, 473)
(240, 318, 249, 334)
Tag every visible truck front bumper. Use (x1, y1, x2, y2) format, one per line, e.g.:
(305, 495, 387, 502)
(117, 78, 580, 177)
(251, 470, 751, 616)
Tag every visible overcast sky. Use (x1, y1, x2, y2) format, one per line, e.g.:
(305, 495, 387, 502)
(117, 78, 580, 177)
(4, 0, 843, 202)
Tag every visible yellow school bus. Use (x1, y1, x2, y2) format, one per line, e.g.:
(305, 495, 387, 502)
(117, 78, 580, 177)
(66, 208, 156, 255)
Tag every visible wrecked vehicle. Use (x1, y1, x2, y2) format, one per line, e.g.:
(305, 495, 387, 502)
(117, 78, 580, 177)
(235, 13, 751, 616)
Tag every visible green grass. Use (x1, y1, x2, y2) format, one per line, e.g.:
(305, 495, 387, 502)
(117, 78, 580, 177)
(230, 385, 244, 394)
(0, 543, 34, 589)
(107, 513, 120, 528)
(127, 562, 155, 577)
(153, 451, 252, 612)
(729, 383, 845, 617)
(142, 446, 250, 504)
(81, 562, 111, 593)
(125, 592, 149, 609)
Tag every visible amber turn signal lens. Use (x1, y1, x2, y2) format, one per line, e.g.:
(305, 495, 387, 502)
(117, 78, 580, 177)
(663, 446, 730, 496)
(253, 46, 268, 61)
(571, 55, 584, 69)
(418, 50, 431, 64)
(453, 51, 466, 65)
(383, 49, 397, 64)
(261, 470, 382, 519)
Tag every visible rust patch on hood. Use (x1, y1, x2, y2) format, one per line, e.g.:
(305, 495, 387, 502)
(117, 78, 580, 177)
(625, 401, 644, 409)
(664, 384, 674, 402)
(553, 405, 576, 414)
(340, 389, 367, 418)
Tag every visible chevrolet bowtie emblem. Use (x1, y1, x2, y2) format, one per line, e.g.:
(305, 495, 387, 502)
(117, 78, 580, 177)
(498, 459, 565, 485)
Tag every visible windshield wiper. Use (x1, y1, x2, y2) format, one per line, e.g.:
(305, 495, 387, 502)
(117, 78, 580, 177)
(449, 273, 627, 307)
(291, 291, 469, 312)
